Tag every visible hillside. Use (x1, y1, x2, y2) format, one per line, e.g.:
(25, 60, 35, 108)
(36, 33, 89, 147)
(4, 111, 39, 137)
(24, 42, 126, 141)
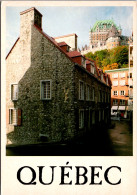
(85, 46, 129, 71)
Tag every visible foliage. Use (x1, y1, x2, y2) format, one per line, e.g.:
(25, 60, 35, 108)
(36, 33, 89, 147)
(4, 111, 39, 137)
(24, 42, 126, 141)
(85, 46, 128, 70)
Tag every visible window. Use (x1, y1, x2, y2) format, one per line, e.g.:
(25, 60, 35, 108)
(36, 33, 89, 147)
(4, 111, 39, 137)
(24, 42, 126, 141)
(120, 91, 125, 96)
(92, 88, 95, 101)
(120, 100, 125, 105)
(112, 73, 118, 78)
(91, 65, 95, 74)
(113, 99, 118, 105)
(9, 109, 22, 126)
(9, 109, 17, 125)
(11, 84, 18, 100)
(128, 79, 133, 86)
(79, 81, 84, 100)
(79, 110, 84, 128)
(120, 73, 125, 78)
(119, 80, 125, 86)
(112, 81, 118, 86)
(129, 73, 132, 78)
(40, 80, 51, 100)
(86, 85, 90, 101)
(113, 91, 118, 96)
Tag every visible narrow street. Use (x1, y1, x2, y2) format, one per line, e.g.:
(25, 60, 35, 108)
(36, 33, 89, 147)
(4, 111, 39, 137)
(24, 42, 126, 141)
(6, 120, 132, 156)
(108, 120, 133, 156)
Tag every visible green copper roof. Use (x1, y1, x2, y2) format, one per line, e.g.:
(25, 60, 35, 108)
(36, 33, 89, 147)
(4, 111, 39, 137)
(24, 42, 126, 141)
(90, 20, 121, 32)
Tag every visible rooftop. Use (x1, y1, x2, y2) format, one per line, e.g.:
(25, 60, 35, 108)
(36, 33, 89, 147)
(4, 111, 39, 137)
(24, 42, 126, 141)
(90, 19, 121, 32)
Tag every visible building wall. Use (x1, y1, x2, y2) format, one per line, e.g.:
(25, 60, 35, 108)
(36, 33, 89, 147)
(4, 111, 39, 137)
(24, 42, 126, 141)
(105, 68, 133, 116)
(7, 22, 78, 144)
(74, 66, 111, 133)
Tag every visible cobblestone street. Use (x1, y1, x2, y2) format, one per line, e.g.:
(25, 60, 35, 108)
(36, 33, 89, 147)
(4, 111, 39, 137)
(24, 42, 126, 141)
(108, 120, 133, 156)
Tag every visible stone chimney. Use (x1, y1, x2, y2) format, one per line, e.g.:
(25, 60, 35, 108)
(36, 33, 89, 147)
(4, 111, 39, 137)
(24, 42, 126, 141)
(20, 7, 42, 41)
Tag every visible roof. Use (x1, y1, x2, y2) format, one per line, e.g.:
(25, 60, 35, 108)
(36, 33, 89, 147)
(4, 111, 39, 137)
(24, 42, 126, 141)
(6, 38, 20, 59)
(54, 33, 78, 39)
(34, 25, 74, 63)
(67, 51, 82, 58)
(58, 42, 70, 47)
(105, 68, 132, 73)
(86, 60, 91, 65)
(90, 19, 120, 32)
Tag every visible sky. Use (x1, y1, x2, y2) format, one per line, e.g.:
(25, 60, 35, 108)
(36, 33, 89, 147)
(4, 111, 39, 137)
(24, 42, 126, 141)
(6, 6, 133, 55)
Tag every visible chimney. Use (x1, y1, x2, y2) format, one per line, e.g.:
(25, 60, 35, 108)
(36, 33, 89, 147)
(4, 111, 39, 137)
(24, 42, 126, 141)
(20, 7, 42, 40)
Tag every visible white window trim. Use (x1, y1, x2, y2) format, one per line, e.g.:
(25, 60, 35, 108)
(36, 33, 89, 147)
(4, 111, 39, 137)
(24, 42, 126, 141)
(9, 108, 18, 126)
(10, 83, 18, 101)
(119, 80, 125, 86)
(112, 73, 118, 79)
(40, 80, 52, 100)
(120, 90, 125, 96)
(112, 80, 118, 86)
(120, 72, 125, 78)
(79, 80, 84, 100)
(113, 91, 118, 96)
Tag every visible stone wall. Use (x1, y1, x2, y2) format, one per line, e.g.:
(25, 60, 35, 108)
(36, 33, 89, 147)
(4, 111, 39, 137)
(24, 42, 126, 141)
(7, 24, 76, 144)
(74, 65, 111, 134)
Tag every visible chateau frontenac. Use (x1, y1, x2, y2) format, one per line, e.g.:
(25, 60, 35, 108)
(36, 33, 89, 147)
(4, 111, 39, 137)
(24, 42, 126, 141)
(81, 20, 129, 54)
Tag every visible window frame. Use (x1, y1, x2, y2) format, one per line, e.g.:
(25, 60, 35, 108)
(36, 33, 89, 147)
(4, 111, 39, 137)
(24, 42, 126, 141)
(86, 84, 90, 101)
(113, 99, 118, 105)
(120, 99, 125, 106)
(119, 80, 125, 86)
(11, 83, 18, 101)
(9, 108, 18, 126)
(113, 91, 118, 96)
(79, 80, 84, 100)
(112, 80, 118, 86)
(120, 72, 125, 78)
(120, 90, 125, 96)
(40, 80, 52, 100)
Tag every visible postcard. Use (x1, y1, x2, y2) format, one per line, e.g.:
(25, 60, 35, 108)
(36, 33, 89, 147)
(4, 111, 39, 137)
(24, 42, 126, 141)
(1, 1, 137, 194)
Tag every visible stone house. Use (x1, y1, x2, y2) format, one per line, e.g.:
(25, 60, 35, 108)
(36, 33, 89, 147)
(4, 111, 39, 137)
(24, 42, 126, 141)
(6, 7, 111, 145)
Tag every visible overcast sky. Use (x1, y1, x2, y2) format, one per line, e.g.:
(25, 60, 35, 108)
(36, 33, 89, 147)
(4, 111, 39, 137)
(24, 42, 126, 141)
(6, 6, 133, 55)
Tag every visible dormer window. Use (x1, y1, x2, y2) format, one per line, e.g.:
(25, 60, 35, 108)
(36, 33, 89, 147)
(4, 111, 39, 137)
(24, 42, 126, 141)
(91, 65, 95, 74)
(101, 73, 103, 81)
(67, 46, 70, 52)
